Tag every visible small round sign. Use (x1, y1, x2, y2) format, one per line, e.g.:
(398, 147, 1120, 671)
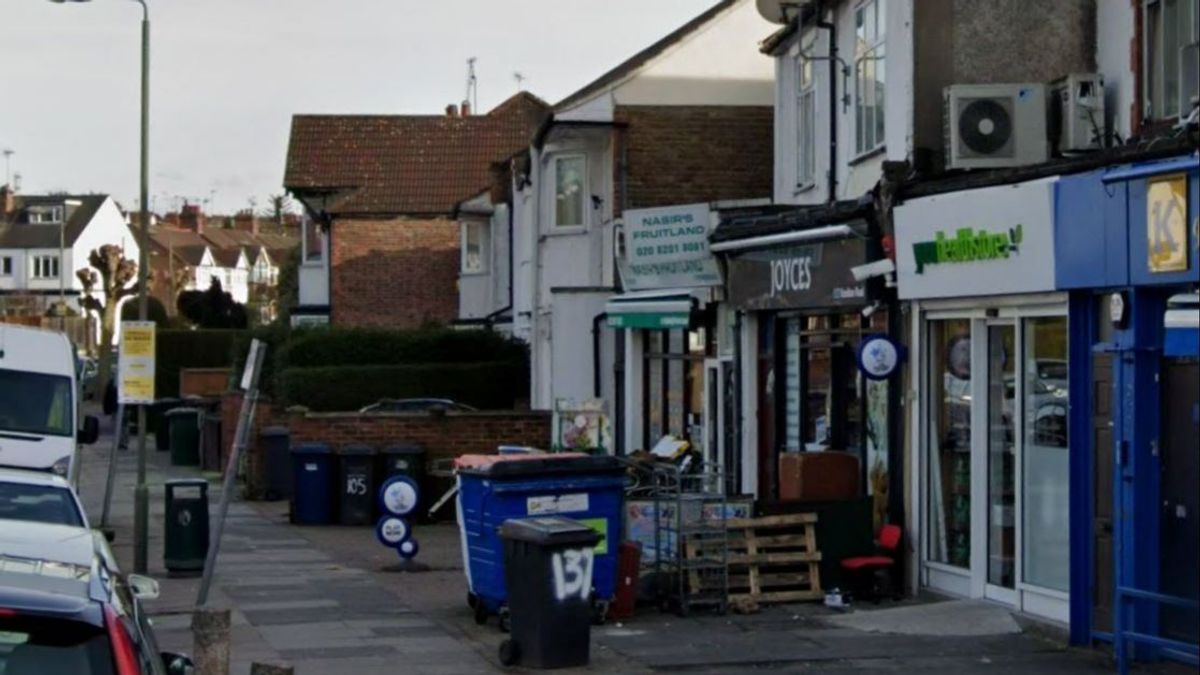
(379, 476, 420, 518)
(375, 516, 410, 547)
(397, 538, 420, 559)
(857, 334, 905, 380)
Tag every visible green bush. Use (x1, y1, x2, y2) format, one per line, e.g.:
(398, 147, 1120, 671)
(155, 329, 244, 398)
(277, 327, 527, 369)
(278, 361, 526, 412)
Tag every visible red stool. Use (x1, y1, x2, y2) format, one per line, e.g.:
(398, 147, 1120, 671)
(840, 524, 902, 603)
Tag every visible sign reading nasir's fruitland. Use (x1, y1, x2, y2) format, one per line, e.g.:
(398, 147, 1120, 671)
(894, 177, 1057, 300)
(617, 203, 722, 290)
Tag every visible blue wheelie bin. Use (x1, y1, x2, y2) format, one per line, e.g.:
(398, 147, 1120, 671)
(455, 454, 625, 627)
(291, 443, 335, 525)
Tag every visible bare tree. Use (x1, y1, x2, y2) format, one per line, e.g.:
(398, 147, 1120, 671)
(77, 245, 141, 397)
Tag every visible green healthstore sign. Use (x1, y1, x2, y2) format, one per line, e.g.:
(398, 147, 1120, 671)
(911, 225, 1024, 274)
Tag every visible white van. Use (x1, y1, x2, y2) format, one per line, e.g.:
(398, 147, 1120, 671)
(0, 324, 99, 477)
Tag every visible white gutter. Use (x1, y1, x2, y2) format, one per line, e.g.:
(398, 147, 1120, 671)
(708, 224, 853, 253)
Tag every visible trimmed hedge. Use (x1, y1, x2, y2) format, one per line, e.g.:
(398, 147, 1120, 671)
(278, 361, 526, 412)
(277, 327, 527, 369)
(155, 329, 243, 398)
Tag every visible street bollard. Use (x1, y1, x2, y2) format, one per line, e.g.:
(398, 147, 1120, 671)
(250, 664, 294, 675)
(191, 607, 230, 675)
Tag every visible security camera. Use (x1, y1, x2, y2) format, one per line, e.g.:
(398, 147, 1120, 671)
(850, 258, 896, 282)
(861, 301, 882, 319)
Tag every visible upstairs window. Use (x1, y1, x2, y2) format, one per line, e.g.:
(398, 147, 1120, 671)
(461, 220, 489, 274)
(1145, 0, 1199, 120)
(554, 155, 586, 228)
(302, 217, 324, 263)
(31, 254, 59, 280)
(797, 55, 817, 187)
(854, 0, 887, 155)
(0, 256, 12, 276)
(27, 206, 64, 224)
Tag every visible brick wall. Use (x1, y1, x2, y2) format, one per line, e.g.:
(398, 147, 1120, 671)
(613, 105, 774, 216)
(329, 216, 459, 328)
(180, 368, 232, 397)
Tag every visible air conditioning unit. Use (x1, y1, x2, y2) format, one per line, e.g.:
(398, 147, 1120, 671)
(944, 83, 1048, 170)
(1054, 73, 1106, 153)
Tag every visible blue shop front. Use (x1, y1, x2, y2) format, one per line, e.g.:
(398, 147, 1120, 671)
(1055, 151, 1199, 667)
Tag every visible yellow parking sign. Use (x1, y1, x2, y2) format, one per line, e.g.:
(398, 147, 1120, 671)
(119, 321, 156, 404)
(1147, 175, 1189, 273)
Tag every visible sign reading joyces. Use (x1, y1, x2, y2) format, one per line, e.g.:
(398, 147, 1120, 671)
(770, 256, 812, 297)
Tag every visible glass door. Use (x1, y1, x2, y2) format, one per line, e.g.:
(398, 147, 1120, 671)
(985, 323, 1017, 603)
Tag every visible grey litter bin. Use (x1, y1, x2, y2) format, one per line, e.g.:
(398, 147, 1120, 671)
(164, 479, 210, 575)
(260, 426, 291, 501)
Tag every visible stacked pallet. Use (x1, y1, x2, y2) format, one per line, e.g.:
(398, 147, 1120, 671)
(700, 513, 823, 604)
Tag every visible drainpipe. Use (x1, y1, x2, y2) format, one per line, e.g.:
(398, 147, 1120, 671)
(592, 312, 608, 398)
(816, 1, 838, 203)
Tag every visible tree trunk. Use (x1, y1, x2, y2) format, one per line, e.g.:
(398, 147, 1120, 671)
(96, 302, 118, 401)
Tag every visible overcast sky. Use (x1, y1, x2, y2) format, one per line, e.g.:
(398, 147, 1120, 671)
(1, 0, 719, 215)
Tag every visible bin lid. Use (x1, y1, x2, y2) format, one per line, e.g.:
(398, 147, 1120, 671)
(338, 444, 375, 456)
(456, 453, 623, 478)
(260, 426, 290, 438)
(165, 407, 202, 417)
(165, 478, 208, 488)
(381, 443, 424, 456)
(291, 442, 332, 455)
(499, 517, 603, 546)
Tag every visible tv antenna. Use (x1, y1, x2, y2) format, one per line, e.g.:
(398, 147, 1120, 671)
(465, 57, 478, 113)
(2, 149, 13, 188)
(513, 71, 526, 92)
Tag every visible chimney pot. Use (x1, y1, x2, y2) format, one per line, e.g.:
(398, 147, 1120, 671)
(446, 104, 459, 117)
(0, 184, 14, 218)
(461, 100, 471, 116)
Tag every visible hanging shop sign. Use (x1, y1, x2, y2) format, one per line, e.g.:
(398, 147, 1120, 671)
(725, 237, 867, 311)
(1146, 174, 1190, 273)
(617, 203, 722, 290)
(857, 334, 906, 380)
(894, 177, 1058, 299)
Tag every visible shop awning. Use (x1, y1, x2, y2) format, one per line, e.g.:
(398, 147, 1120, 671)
(605, 291, 696, 329)
(1164, 293, 1199, 357)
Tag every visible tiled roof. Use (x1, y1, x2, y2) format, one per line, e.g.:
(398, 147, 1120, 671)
(284, 92, 550, 216)
(0, 195, 108, 248)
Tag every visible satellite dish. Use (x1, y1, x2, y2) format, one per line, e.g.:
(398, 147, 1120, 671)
(756, 0, 799, 25)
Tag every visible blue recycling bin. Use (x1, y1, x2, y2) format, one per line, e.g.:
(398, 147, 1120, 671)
(456, 454, 625, 624)
(291, 443, 335, 525)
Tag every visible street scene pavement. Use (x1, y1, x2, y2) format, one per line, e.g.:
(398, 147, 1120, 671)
(73, 408, 1146, 675)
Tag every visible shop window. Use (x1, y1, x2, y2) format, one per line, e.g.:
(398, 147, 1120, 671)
(1021, 316, 1070, 592)
(777, 313, 865, 455)
(986, 324, 1016, 589)
(928, 319, 972, 569)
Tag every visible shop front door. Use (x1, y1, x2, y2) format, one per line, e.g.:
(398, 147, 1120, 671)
(984, 322, 1017, 604)
(1091, 353, 1115, 634)
(1159, 358, 1199, 643)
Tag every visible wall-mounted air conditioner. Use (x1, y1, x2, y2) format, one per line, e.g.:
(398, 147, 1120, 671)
(944, 83, 1048, 170)
(1053, 73, 1106, 153)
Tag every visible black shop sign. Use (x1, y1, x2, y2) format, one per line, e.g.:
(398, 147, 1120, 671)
(726, 238, 868, 311)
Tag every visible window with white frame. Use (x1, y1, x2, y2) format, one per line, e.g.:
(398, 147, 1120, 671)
(854, 0, 886, 155)
(797, 55, 817, 187)
(553, 155, 586, 228)
(0, 256, 12, 276)
(461, 220, 489, 274)
(27, 206, 64, 224)
(1145, 0, 1199, 121)
(302, 217, 324, 263)
(31, 254, 59, 279)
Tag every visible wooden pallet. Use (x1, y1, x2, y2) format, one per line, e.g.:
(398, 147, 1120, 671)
(690, 513, 822, 604)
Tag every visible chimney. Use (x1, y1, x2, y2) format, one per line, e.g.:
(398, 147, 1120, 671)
(0, 184, 13, 218)
(445, 103, 459, 117)
(180, 203, 205, 235)
(233, 211, 259, 235)
(461, 100, 471, 116)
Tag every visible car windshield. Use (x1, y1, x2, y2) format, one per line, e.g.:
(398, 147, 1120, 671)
(0, 613, 114, 675)
(0, 482, 84, 527)
(0, 369, 73, 437)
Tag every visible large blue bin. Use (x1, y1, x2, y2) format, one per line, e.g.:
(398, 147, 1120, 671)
(456, 454, 625, 621)
(291, 443, 334, 525)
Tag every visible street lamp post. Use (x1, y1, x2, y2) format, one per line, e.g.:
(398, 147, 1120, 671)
(50, 0, 151, 575)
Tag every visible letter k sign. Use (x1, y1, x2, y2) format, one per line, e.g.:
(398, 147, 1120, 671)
(1147, 176, 1189, 273)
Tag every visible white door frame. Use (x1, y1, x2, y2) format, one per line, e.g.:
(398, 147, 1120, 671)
(703, 356, 733, 490)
